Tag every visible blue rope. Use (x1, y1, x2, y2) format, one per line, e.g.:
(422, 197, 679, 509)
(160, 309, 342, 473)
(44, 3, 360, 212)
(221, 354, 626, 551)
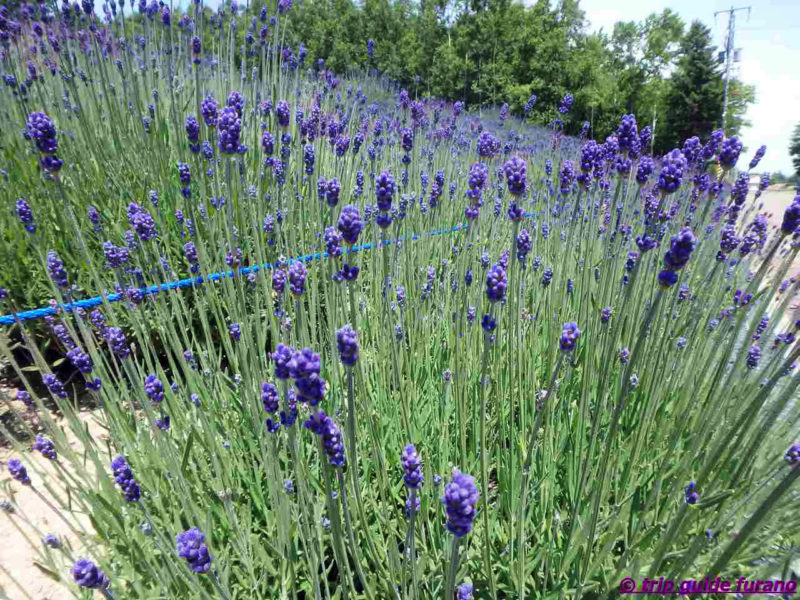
(0, 223, 469, 326)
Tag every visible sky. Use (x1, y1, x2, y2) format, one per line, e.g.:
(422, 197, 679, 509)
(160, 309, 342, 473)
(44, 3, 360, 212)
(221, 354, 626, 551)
(577, 0, 800, 175)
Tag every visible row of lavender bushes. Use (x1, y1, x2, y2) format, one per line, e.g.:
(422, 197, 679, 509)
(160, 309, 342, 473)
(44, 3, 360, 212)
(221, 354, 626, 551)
(2, 0, 800, 598)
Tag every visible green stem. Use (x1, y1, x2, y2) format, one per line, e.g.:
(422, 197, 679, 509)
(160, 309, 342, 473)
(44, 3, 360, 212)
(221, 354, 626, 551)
(444, 536, 460, 600)
(708, 466, 800, 577)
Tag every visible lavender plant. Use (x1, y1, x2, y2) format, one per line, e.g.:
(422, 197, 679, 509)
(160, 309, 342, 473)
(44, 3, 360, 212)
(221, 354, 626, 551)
(0, 5, 799, 600)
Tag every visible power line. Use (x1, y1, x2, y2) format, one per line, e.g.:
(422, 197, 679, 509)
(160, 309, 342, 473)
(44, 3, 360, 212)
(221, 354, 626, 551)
(715, 5, 751, 127)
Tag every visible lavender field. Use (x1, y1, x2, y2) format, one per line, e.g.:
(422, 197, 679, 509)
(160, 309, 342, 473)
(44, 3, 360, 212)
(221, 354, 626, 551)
(2, 0, 800, 598)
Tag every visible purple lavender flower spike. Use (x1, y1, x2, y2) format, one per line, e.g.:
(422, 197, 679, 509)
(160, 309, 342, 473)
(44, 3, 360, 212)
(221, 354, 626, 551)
(559, 160, 575, 194)
(227, 91, 245, 116)
(401, 444, 424, 489)
(785, 443, 800, 464)
(71, 559, 110, 589)
(46, 250, 69, 288)
(336, 325, 359, 366)
(144, 373, 164, 404)
(749, 144, 766, 170)
(337, 205, 362, 246)
(560, 322, 580, 352)
(43, 373, 68, 398)
(272, 268, 287, 293)
(7, 458, 31, 485)
(26, 111, 58, 154)
(111, 455, 141, 502)
(718, 136, 743, 170)
(271, 343, 294, 379)
(746, 344, 761, 370)
(261, 382, 279, 413)
(457, 583, 474, 600)
(177, 528, 211, 573)
(684, 482, 699, 505)
(657, 269, 679, 289)
(442, 469, 479, 537)
(201, 95, 218, 127)
(558, 93, 573, 114)
(32, 435, 57, 460)
(663, 227, 697, 271)
(503, 156, 526, 196)
(657, 149, 687, 194)
(288, 261, 308, 296)
(276, 100, 291, 127)
(218, 106, 242, 154)
(304, 410, 346, 466)
(376, 170, 395, 211)
(781, 195, 800, 235)
(16, 198, 35, 232)
(485, 263, 507, 303)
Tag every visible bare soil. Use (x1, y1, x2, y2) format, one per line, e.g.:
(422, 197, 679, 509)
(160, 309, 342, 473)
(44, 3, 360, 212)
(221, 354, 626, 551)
(1, 385, 105, 600)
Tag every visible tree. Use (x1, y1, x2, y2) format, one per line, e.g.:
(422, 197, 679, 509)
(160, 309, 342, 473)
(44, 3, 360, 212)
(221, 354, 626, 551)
(790, 122, 800, 179)
(659, 21, 723, 153)
(723, 79, 756, 136)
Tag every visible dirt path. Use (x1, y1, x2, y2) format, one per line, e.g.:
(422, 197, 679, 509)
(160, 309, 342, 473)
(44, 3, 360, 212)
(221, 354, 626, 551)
(1, 386, 105, 600)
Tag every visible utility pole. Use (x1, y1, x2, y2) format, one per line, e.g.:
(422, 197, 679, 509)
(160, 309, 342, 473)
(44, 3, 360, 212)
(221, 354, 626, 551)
(715, 5, 751, 129)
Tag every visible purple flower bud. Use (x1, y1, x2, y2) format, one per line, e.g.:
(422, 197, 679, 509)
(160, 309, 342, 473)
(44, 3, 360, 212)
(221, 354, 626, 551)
(276, 100, 291, 127)
(46, 250, 69, 288)
(15, 198, 35, 232)
(781, 195, 800, 235)
(401, 444, 423, 489)
(336, 325, 359, 366)
(261, 382, 279, 413)
(304, 410, 345, 466)
(749, 145, 766, 170)
(177, 528, 211, 573)
(441, 469, 479, 537)
(26, 111, 58, 154)
(337, 205, 362, 245)
(719, 136, 743, 169)
(7, 458, 31, 485)
(663, 227, 697, 271)
(288, 261, 307, 296)
(43, 373, 68, 398)
(144, 374, 164, 404)
(620, 348, 630, 364)
(560, 322, 580, 351)
(201, 95, 218, 127)
(684, 482, 699, 505)
(111, 455, 141, 502)
(784, 443, 800, 464)
(218, 106, 242, 154)
(559, 160, 575, 195)
(658, 149, 687, 194)
(376, 170, 395, 211)
(457, 583, 474, 600)
(71, 559, 110, 589)
(271, 343, 294, 379)
(485, 264, 507, 302)
(503, 156, 527, 196)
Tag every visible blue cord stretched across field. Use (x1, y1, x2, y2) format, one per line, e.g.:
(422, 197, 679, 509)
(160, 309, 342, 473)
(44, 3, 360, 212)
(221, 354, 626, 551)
(0, 223, 469, 326)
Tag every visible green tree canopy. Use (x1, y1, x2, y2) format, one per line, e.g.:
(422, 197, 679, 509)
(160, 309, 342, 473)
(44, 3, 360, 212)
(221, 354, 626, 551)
(659, 21, 724, 152)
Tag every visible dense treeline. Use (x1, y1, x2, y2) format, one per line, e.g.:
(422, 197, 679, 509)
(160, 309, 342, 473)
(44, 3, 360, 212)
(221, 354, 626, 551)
(275, 0, 754, 153)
